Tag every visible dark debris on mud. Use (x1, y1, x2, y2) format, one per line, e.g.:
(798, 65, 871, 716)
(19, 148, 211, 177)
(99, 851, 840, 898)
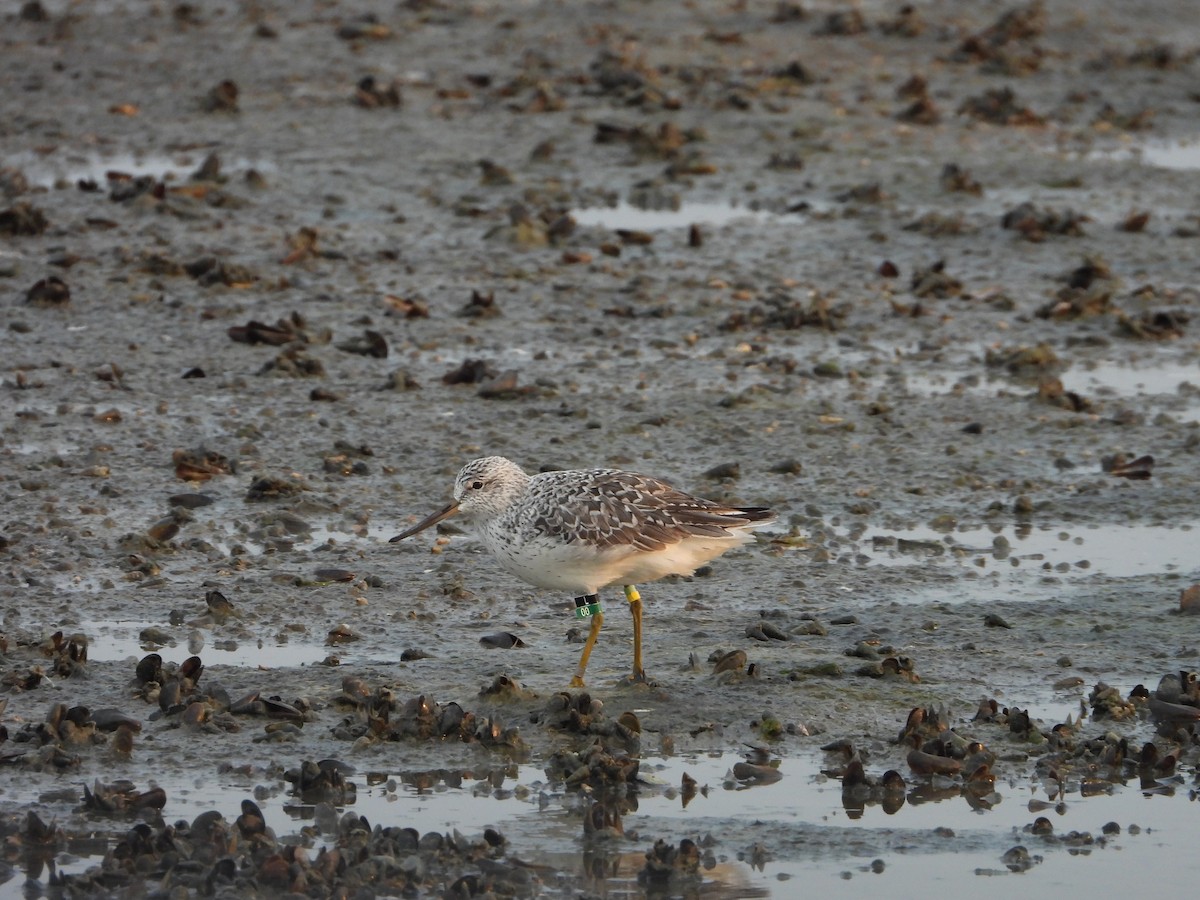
(3, 0, 1200, 894)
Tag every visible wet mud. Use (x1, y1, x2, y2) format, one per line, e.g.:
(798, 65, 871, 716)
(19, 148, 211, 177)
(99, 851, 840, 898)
(2, 0, 1200, 896)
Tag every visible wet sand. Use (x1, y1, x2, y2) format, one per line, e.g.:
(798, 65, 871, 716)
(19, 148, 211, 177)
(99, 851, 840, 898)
(2, 0, 1199, 896)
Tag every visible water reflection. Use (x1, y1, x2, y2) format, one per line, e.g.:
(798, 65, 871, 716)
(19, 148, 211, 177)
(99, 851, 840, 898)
(82, 620, 329, 668)
(6, 673, 1200, 896)
(7, 737, 1200, 898)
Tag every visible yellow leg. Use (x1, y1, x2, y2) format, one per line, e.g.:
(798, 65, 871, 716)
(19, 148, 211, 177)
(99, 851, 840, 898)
(624, 585, 645, 682)
(571, 609, 603, 688)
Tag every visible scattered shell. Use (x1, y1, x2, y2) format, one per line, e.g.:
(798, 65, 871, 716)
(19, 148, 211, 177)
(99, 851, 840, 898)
(712, 649, 747, 674)
(732, 761, 782, 784)
(1180, 585, 1200, 614)
(479, 632, 527, 649)
(314, 568, 356, 583)
(326, 624, 360, 645)
(202, 79, 239, 113)
(1103, 454, 1154, 479)
(0, 202, 48, 235)
(26, 276, 70, 306)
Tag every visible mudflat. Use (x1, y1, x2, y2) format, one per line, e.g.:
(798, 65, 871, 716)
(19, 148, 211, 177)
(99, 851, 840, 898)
(2, 1, 1198, 896)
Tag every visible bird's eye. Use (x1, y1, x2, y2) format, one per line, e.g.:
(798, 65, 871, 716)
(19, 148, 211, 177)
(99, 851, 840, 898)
(472, 480, 484, 490)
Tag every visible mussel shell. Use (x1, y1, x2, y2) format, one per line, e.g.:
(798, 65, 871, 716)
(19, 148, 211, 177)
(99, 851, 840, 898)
(438, 702, 465, 736)
(135, 787, 167, 809)
(712, 649, 747, 674)
(135, 654, 163, 685)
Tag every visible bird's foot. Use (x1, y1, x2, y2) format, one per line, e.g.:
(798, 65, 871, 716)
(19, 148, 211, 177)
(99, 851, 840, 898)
(625, 669, 656, 687)
(569, 675, 586, 689)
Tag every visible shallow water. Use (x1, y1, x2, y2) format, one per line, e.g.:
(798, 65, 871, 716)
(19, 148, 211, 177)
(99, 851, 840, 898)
(571, 201, 783, 230)
(1088, 138, 1200, 170)
(82, 619, 331, 668)
(1066, 360, 1200, 396)
(858, 521, 1199, 580)
(9, 149, 272, 188)
(900, 358, 1198, 406)
(18, 747, 1200, 897)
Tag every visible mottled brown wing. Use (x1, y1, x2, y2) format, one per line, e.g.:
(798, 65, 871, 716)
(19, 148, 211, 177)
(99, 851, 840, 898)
(532, 469, 770, 551)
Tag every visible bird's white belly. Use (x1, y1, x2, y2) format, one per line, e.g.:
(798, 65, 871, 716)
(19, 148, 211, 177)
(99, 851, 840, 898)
(481, 531, 747, 595)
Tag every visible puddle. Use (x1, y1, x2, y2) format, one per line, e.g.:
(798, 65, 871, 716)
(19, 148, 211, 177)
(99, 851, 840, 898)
(81, 620, 329, 668)
(896, 357, 1200, 421)
(9, 149, 272, 188)
(571, 201, 782, 230)
(850, 521, 1198, 580)
(899, 359, 1198, 395)
(0, 437, 82, 457)
(1089, 138, 1200, 171)
(15, 747, 1200, 897)
(1063, 359, 1200, 405)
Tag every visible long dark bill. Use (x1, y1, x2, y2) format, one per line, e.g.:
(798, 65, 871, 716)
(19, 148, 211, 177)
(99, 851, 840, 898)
(389, 502, 459, 542)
